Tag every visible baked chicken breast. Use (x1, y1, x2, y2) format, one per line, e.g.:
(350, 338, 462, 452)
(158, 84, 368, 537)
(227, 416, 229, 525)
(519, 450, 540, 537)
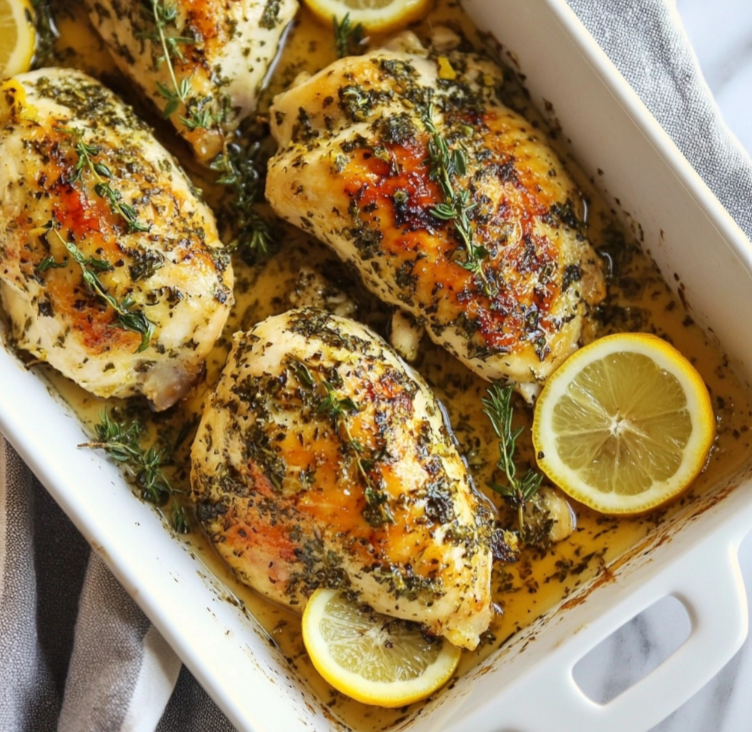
(191, 308, 497, 650)
(0, 69, 233, 410)
(85, 0, 298, 163)
(266, 37, 606, 394)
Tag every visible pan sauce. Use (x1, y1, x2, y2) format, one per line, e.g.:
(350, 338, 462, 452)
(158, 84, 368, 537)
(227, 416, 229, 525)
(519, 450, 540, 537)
(17, 0, 752, 729)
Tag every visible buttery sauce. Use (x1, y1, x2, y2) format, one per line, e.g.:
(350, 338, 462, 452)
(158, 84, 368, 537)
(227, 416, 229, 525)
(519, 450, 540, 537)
(14, 0, 752, 730)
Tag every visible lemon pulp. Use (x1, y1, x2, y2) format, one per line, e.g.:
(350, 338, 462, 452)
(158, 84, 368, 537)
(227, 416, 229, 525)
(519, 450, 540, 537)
(302, 588, 461, 707)
(0, 0, 36, 77)
(533, 333, 715, 514)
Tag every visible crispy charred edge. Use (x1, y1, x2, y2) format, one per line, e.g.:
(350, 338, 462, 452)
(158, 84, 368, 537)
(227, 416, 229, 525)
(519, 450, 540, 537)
(276, 51, 604, 363)
(192, 309, 505, 606)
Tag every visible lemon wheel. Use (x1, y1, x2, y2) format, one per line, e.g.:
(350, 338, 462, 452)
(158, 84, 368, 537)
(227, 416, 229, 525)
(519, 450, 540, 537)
(532, 333, 715, 514)
(0, 0, 36, 77)
(302, 588, 461, 707)
(304, 0, 433, 34)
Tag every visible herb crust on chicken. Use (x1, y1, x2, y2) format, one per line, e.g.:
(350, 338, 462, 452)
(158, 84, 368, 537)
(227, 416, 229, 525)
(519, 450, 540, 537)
(85, 0, 298, 163)
(266, 36, 606, 396)
(191, 308, 504, 650)
(0, 69, 233, 410)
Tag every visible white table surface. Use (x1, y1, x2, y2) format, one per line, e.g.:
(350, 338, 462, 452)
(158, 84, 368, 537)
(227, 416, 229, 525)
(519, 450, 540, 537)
(572, 2, 752, 729)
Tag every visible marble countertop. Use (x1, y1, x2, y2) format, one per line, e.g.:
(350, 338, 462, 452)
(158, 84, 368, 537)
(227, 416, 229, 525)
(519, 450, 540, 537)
(572, 2, 752, 730)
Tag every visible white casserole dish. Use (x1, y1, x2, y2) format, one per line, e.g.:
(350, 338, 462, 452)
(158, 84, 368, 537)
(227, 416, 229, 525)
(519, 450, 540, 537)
(2, 1, 752, 731)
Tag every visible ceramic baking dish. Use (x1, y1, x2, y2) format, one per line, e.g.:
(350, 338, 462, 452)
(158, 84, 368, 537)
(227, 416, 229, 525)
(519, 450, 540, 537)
(2, 1, 752, 731)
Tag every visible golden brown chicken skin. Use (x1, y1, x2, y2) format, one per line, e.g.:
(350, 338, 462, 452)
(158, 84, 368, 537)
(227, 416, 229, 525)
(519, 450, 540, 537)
(85, 0, 298, 162)
(191, 308, 504, 650)
(266, 37, 606, 395)
(0, 69, 233, 409)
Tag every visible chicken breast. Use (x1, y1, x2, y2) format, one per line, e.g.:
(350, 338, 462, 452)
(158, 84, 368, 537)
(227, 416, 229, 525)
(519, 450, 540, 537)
(85, 0, 298, 163)
(191, 308, 497, 650)
(0, 69, 233, 410)
(266, 37, 606, 394)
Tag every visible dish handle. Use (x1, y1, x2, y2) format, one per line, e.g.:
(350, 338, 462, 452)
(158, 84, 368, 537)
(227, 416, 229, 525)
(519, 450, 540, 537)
(434, 531, 748, 732)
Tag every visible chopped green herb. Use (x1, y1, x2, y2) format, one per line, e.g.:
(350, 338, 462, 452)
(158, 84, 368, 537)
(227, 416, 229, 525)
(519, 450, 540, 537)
(259, 0, 282, 29)
(288, 358, 395, 527)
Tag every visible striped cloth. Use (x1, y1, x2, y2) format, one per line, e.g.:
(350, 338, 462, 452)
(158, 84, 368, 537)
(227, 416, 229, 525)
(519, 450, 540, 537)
(2, 1, 751, 730)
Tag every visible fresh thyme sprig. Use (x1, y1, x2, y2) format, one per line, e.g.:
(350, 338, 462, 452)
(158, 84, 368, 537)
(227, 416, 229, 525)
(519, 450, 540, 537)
(143, 0, 223, 131)
(79, 410, 190, 534)
(333, 13, 365, 59)
(59, 127, 149, 234)
(420, 103, 496, 296)
(482, 383, 543, 536)
(290, 359, 395, 527)
(142, 0, 196, 64)
(210, 138, 276, 263)
(42, 220, 155, 352)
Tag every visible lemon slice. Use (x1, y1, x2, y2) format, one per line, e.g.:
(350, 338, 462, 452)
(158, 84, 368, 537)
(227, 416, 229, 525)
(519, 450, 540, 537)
(302, 588, 461, 707)
(0, 0, 36, 77)
(532, 333, 715, 514)
(304, 0, 432, 34)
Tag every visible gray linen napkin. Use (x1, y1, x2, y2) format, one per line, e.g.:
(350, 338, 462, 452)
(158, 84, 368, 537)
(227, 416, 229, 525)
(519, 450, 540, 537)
(2, 1, 751, 731)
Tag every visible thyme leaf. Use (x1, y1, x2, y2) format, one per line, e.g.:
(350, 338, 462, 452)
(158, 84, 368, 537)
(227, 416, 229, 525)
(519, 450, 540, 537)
(59, 127, 150, 234)
(35, 255, 68, 274)
(80, 410, 190, 534)
(317, 380, 360, 419)
(43, 220, 155, 352)
(482, 383, 543, 536)
(420, 103, 496, 296)
(333, 13, 365, 59)
(143, 0, 224, 131)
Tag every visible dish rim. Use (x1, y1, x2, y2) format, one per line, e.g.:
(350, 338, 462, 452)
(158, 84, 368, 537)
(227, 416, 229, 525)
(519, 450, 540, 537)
(1, 0, 752, 731)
